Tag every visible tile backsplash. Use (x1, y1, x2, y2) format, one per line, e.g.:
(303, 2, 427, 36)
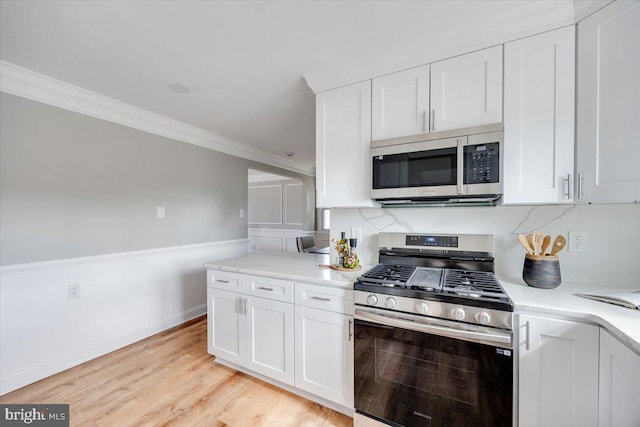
(331, 204, 640, 288)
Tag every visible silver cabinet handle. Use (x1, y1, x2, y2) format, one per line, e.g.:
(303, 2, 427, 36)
(243, 297, 248, 315)
(577, 172, 584, 200)
(311, 296, 331, 302)
(216, 279, 229, 283)
(237, 296, 243, 314)
(431, 109, 435, 131)
(524, 320, 530, 351)
(564, 174, 572, 200)
(422, 110, 427, 132)
(257, 286, 274, 292)
(348, 319, 353, 341)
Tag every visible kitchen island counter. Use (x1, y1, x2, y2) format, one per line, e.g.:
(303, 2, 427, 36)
(204, 251, 364, 289)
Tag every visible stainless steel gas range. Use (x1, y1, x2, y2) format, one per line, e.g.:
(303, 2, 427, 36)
(353, 232, 514, 427)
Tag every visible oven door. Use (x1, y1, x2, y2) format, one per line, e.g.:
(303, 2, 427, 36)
(371, 136, 465, 199)
(354, 307, 513, 427)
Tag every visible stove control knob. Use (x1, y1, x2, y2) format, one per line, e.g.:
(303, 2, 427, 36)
(366, 294, 378, 306)
(475, 311, 491, 325)
(451, 307, 466, 321)
(415, 302, 429, 315)
(384, 297, 397, 309)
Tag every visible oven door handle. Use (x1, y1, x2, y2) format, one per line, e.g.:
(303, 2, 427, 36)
(355, 308, 512, 348)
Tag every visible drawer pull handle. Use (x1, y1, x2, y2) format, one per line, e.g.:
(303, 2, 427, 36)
(311, 296, 331, 302)
(216, 279, 229, 283)
(258, 286, 274, 291)
(348, 319, 353, 341)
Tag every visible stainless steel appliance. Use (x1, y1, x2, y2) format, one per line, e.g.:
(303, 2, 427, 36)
(370, 124, 503, 206)
(354, 232, 514, 427)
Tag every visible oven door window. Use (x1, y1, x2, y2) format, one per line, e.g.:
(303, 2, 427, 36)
(372, 147, 457, 189)
(354, 319, 512, 427)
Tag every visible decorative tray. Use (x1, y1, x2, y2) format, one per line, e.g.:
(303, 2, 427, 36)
(319, 264, 362, 272)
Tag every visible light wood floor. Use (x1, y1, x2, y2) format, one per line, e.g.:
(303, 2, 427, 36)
(1, 316, 353, 427)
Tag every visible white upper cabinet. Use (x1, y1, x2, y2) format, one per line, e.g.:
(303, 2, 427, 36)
(430, 46, 503, 131)
(577, 1, 640, 203)
(371, 65, 430, 140)
(503, 26, 576, 204)
(316, 81, 376, 208)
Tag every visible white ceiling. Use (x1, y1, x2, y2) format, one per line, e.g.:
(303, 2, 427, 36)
(0, 1, 600, 173)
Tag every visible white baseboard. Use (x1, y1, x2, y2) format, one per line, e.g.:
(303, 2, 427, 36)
(0, 239, 248, 395)
(0, 305, 206, 395)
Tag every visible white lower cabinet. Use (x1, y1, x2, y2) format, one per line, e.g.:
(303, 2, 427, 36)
(245, 296, 294, 385)
(294, 306, 354, 408)
(207, 287, 245, 366)
(599, 329, 640, 427)
(518, 314, 599, 427)
(207, 272, 354, 412)
(207, 286, 294, 386)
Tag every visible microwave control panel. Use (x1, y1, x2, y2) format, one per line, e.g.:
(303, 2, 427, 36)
(464, 142, 500, 184)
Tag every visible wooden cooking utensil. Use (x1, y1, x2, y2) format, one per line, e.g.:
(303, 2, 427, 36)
(526, 234, 534, 254)
(519, 234, 534, 255)
(532, 231, 544, 255)
(541, 235, 551, 255)
(550, 235, 567, 256)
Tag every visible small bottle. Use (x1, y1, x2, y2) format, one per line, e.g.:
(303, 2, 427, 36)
(345, 238, 359, 268)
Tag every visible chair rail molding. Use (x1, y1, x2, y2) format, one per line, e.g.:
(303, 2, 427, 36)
(0, 239, 249, 395)
(0, 61, 314, 176)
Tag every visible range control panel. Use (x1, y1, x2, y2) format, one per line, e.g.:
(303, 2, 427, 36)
(406, 235, 459, 248)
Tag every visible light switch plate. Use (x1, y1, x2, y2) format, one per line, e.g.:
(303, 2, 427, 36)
(157, 206, 165, 219)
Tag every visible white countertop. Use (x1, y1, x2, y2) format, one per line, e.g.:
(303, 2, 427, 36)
(499, 275, 640, 355)
(204, 251, 365, 288)
(204, 253, 640, 354)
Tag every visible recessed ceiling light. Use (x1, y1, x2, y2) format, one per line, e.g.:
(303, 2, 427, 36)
(285, 152, 294, 157)
(167, 83, 191, 94)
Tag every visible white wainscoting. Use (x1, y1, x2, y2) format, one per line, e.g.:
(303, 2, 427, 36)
(248, 228, 315, 253)
(0, 239, 249, 395)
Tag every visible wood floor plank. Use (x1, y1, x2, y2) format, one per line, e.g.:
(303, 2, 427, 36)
(1, 316, 353, 426)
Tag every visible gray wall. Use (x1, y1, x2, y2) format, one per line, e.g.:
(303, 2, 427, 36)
(0, 93, 253, 265)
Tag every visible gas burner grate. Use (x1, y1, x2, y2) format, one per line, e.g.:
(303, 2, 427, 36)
(361, 264, 417, 284)
(443, 269, 507, 299)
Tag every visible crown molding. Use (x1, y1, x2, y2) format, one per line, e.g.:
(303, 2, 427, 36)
(0, 61, 315, 176)
(573, 0, 614, 22)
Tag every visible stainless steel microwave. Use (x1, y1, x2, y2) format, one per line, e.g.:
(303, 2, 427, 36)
(370, 123, 503, 205)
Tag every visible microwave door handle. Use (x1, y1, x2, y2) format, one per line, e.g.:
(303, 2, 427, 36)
(457, 138, 465, 195)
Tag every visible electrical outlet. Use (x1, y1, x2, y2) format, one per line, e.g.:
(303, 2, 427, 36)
(156, 206, 165, 219)
(68, 283, 81, 299)
(569, 231, 588, 252)
(239, 208, 245, 218)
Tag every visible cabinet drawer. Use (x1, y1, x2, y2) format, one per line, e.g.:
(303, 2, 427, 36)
(207, 270, 246, 292)
(295, 283, 354, 315)
(246, 275, 294, 303)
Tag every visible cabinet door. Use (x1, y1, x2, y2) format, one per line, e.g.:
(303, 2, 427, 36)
(316, 81, 376, 208)
(599, 329, 640, 427)
(504, 27, 575, 204)
(577, 1, 640, 203)
(245, 296, 294, 386)
(518, 315, 599, 427)
(294, 306, 354, 407)
(372, 65, 430, 140)
(431, 46, 502, 131)
(207, 288, 245, 366)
